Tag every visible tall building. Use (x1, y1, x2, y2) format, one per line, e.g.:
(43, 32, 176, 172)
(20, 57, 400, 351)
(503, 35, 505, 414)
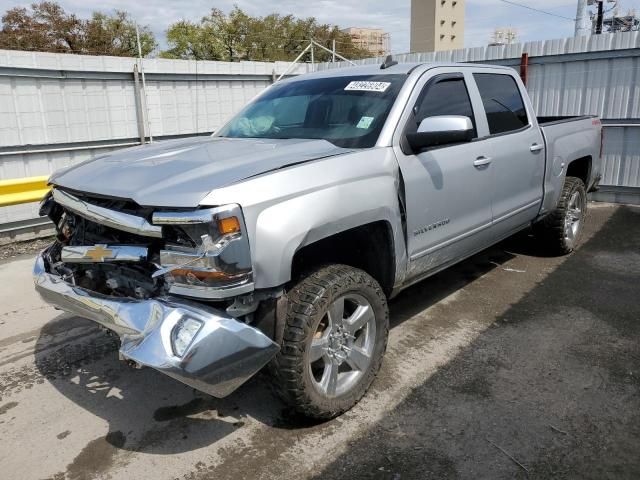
(411, 0, 465, 52)
(341, 27, 390, 56)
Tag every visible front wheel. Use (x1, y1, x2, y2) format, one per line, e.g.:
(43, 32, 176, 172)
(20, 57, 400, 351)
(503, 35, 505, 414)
(270, 265, 389, 419)
(535, 176, 587, 255)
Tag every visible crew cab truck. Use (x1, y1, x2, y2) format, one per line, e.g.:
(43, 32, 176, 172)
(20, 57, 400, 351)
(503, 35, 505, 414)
(34, 60, 602, 419)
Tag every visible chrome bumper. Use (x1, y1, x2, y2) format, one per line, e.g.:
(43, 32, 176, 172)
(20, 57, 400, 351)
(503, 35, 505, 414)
(33, 252, 279, 398)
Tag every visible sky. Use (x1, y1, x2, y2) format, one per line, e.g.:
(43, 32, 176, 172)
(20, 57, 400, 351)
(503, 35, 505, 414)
(1, 0, 639, 54)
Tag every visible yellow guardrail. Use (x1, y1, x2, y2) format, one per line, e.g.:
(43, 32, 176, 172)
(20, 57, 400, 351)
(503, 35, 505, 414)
(0, 176, 51, 207)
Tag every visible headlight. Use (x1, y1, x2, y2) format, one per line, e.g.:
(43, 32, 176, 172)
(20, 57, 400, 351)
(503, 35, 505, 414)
(152, 204, 253, 299)
(172, 317, 203, 357)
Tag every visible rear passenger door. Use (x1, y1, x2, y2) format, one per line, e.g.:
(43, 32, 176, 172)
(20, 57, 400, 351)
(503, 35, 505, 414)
(471, 72, 546, 236)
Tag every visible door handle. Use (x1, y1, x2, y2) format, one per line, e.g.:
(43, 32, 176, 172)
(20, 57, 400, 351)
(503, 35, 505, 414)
(473, 156, 492, 168)
(530, 143, 544, 153)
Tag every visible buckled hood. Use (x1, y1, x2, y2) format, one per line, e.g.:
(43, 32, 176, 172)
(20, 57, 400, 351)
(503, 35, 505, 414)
(49, 136, 352, 207)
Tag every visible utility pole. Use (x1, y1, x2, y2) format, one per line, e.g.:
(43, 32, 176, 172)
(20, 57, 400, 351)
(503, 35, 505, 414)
(310, 39, 315, 68)
(132, 64, 146, 145)
(135, 23, 153, 143)
(575, 0, 591, 36)
(596, 0, 605, 34)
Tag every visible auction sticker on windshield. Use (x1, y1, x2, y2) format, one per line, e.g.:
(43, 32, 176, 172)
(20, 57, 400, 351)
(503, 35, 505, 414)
(356, 116, 375, 129)
(344, 81, 391, 93)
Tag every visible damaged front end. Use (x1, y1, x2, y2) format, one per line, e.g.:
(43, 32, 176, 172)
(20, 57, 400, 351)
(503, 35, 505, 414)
(33, 188, 279, 398)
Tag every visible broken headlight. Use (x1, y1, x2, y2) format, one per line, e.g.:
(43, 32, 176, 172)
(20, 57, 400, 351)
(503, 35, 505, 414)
(152, 204, 253, 299)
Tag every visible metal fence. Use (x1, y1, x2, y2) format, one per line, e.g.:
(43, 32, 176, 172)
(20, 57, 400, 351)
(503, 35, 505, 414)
(0, 31, 639, 238)
(0, 51, 310, 230)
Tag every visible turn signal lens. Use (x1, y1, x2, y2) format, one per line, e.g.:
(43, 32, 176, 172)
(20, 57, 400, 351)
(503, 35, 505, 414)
(218, 216, 241, 235)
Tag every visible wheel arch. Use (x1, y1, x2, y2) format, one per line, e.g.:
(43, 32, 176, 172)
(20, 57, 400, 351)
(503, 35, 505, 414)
(566, 155, 592, 188)
(291, 220, 397, 297)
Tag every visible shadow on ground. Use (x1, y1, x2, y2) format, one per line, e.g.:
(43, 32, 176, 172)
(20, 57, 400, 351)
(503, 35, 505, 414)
(311, 206, 640, 479)
(32, 226, 518, 457)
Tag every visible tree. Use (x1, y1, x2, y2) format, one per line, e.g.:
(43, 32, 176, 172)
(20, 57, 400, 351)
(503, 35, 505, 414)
(0, 1, 157, 56)
(161, 20, 224, 60)
(84, 11, 156, 57)
(213, 7, 251, 62)
(0, 2, 83, 53)
(161, 7, 373, 62)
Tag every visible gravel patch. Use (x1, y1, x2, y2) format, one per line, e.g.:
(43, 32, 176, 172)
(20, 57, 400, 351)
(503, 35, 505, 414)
(0, 237, 54, 261)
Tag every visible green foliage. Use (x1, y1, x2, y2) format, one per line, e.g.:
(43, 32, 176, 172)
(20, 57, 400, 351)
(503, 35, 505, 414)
(160, 20, 224, 60)
(0, 1, 157, 56)
(162, 7, 374, 62)
(84, 11, 156, 57)
(0, 2, 373, 62)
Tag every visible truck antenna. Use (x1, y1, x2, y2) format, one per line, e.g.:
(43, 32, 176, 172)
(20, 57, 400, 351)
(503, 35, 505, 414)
(380, 55, 398, 70)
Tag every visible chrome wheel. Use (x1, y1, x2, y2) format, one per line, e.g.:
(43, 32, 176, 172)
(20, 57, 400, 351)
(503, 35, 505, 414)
(564, 189, 585, 248)
(308, 293, 377, 398)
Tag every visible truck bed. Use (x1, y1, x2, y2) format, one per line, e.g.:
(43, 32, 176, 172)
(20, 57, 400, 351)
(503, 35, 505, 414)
(537, 115, 602, 215)
(537, 115, 597, 126)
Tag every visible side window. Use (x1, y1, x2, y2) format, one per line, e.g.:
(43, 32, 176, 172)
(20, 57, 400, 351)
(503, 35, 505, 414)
(413, 77, 477, 137)
(473, 73, 529, 135)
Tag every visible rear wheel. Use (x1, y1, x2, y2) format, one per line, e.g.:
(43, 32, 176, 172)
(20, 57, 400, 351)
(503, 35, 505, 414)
(535, 176, 587, 255)
(271, 265, 388, 419)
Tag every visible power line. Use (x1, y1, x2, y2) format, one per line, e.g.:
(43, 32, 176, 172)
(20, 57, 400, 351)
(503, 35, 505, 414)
(498, 0, 576, 21)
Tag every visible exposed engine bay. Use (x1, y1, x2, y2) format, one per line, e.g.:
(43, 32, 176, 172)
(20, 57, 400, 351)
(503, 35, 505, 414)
(41, 190, 210, 300)
(32, 188, 278, 400)
(45, 239, 165, 299)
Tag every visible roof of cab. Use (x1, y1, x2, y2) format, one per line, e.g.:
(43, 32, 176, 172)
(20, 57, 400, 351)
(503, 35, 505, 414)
(284, 62, 513, 81)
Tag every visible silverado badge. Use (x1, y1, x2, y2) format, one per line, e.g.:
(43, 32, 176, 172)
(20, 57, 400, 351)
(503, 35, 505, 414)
(413, 219, 451, 236)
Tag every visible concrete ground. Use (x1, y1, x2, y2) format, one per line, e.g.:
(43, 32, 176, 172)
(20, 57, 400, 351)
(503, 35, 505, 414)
(0, 203, 638, 480)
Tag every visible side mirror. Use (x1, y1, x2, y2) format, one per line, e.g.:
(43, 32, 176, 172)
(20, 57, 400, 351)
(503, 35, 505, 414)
(406, 115, 474, 153)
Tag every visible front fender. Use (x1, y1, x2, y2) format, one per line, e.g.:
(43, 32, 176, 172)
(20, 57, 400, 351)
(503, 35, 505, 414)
(254, 177, 403, 288)
(202, 148, 407, 290)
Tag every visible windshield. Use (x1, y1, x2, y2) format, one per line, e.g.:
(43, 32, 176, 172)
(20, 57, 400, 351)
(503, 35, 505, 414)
(215, 75, 406, 148)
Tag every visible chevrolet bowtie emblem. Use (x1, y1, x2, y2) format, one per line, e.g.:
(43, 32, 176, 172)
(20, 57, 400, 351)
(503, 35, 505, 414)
(83, 245, 114, 262)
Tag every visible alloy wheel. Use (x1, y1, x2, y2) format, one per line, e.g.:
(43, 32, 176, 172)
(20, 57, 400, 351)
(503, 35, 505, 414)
(564, 189, 585, 249)
(308, 293, 377, 398)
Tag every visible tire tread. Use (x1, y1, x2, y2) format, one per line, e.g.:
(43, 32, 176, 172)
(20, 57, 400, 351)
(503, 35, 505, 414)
(269, 264, 388, 419)
(535, 176, 587, 255)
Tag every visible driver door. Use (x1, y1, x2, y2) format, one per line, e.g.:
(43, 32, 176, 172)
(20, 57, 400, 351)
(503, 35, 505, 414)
(393, 71, 494, 280)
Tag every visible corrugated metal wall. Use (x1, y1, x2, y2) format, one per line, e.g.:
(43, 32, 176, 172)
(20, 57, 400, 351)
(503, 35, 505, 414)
(0, 51, 309, 224)
(1, 31, 639, 227)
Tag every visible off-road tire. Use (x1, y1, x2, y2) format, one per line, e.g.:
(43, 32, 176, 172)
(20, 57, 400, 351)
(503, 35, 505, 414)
(270, 265, 389, 419)
(534, 176, 587, 255)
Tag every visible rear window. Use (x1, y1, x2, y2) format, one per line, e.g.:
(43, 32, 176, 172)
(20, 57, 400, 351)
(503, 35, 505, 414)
(474, 74, 529, 135)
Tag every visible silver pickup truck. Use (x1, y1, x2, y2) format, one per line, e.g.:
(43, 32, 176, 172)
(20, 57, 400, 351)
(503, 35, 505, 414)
(34, 60, 602, 418)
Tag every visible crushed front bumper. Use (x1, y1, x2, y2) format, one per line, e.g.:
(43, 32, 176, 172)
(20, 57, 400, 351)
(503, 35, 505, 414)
(33, 252, 279, 397)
